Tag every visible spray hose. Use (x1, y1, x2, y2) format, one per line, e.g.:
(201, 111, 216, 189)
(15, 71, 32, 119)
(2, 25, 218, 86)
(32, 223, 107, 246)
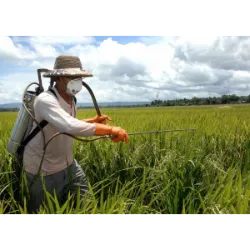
(42, 128, 195, 150)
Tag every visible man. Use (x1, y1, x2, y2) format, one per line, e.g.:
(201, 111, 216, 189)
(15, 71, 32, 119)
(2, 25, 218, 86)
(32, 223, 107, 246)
(23, 55, 129, 212)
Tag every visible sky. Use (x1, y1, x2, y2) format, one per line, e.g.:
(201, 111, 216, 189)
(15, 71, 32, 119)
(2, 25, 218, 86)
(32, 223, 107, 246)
(1, 36, 250, 104)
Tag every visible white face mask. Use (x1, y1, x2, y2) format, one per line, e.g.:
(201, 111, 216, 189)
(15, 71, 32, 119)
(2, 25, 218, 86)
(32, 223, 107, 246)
(66, 78, 83, 96)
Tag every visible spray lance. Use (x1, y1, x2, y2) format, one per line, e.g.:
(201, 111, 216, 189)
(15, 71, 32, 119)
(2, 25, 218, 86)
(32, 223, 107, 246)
(42, 78, 195, 151)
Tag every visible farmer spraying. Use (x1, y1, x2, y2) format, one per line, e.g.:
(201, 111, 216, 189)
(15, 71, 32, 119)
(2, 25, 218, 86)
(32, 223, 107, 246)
(19, 55, 128, 212)
(7, 55, 193, 213)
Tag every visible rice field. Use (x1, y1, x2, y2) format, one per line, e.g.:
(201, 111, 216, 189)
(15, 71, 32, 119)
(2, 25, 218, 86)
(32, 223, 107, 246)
(1, 105, 250, 214)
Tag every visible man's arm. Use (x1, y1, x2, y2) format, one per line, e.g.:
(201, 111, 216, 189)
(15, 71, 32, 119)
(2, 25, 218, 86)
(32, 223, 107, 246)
(35, 94, 96, 137)
(35, 93, 129, 143)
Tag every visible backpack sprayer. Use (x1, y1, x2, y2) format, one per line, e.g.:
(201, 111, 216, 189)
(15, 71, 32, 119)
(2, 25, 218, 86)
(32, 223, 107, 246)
(7, 69, 47, 156)
(7, 68, 195, 158)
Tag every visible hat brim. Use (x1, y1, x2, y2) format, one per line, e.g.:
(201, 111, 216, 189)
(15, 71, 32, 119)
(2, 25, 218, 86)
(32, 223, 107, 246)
(43, 68, 93, 78)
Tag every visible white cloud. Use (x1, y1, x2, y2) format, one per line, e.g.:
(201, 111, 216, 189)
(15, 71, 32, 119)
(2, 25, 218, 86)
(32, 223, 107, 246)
(0, 72, 51, 103)
(1, 36, 250, 104)
(31, 44, 58, 58)
(0, 36, 20, 60)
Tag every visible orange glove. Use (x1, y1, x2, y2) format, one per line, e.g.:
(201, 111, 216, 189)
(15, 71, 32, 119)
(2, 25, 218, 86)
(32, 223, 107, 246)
(84, 114, 112, 125)
(95, 123, 129, 143)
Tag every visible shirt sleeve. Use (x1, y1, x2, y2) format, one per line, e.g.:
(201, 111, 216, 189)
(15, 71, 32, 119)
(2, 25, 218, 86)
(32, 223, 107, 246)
(34, 93, 96, 137)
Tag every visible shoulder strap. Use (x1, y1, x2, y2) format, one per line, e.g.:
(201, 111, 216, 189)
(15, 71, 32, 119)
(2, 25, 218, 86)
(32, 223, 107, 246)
(20, 120, 49, 151)
(49, 88, 57, 98)
(18, 89, 58, 153)
(73, 96, 77, 105)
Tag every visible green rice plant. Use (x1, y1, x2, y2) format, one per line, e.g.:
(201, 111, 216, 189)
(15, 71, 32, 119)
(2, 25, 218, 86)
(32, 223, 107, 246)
(1, 105, 250, 213)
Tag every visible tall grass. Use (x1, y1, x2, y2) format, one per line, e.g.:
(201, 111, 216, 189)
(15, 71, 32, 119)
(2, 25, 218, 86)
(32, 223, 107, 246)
(1, 105, 250, 213)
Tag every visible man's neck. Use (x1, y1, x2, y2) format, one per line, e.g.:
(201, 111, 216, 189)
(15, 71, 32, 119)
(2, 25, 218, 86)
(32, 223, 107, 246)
(55, 85, 72, 104)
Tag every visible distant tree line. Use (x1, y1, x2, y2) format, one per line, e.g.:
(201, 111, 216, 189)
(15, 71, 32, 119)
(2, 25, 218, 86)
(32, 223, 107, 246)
(151, 94, 250, 106)
(2, 94, 250, 112)
(0, 108, 19, 112)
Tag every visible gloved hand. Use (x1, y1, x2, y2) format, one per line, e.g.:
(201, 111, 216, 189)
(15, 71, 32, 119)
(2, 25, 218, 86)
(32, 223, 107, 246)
(84, 114, 112, 125)
(95, 123, 129, 143)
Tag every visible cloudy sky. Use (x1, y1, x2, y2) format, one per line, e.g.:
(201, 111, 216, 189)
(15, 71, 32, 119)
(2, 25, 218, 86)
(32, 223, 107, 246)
(0, 36, 250, 104)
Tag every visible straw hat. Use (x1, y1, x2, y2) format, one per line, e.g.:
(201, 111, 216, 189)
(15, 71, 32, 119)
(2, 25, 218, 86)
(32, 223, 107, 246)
(43, 55, 93, 78)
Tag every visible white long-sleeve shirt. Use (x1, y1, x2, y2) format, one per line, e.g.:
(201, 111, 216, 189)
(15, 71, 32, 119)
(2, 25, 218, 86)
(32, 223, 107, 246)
(23, 87, 95, 175)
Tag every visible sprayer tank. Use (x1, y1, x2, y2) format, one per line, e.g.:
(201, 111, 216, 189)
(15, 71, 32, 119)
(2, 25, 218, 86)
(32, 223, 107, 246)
(7, 91, 36, 156)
